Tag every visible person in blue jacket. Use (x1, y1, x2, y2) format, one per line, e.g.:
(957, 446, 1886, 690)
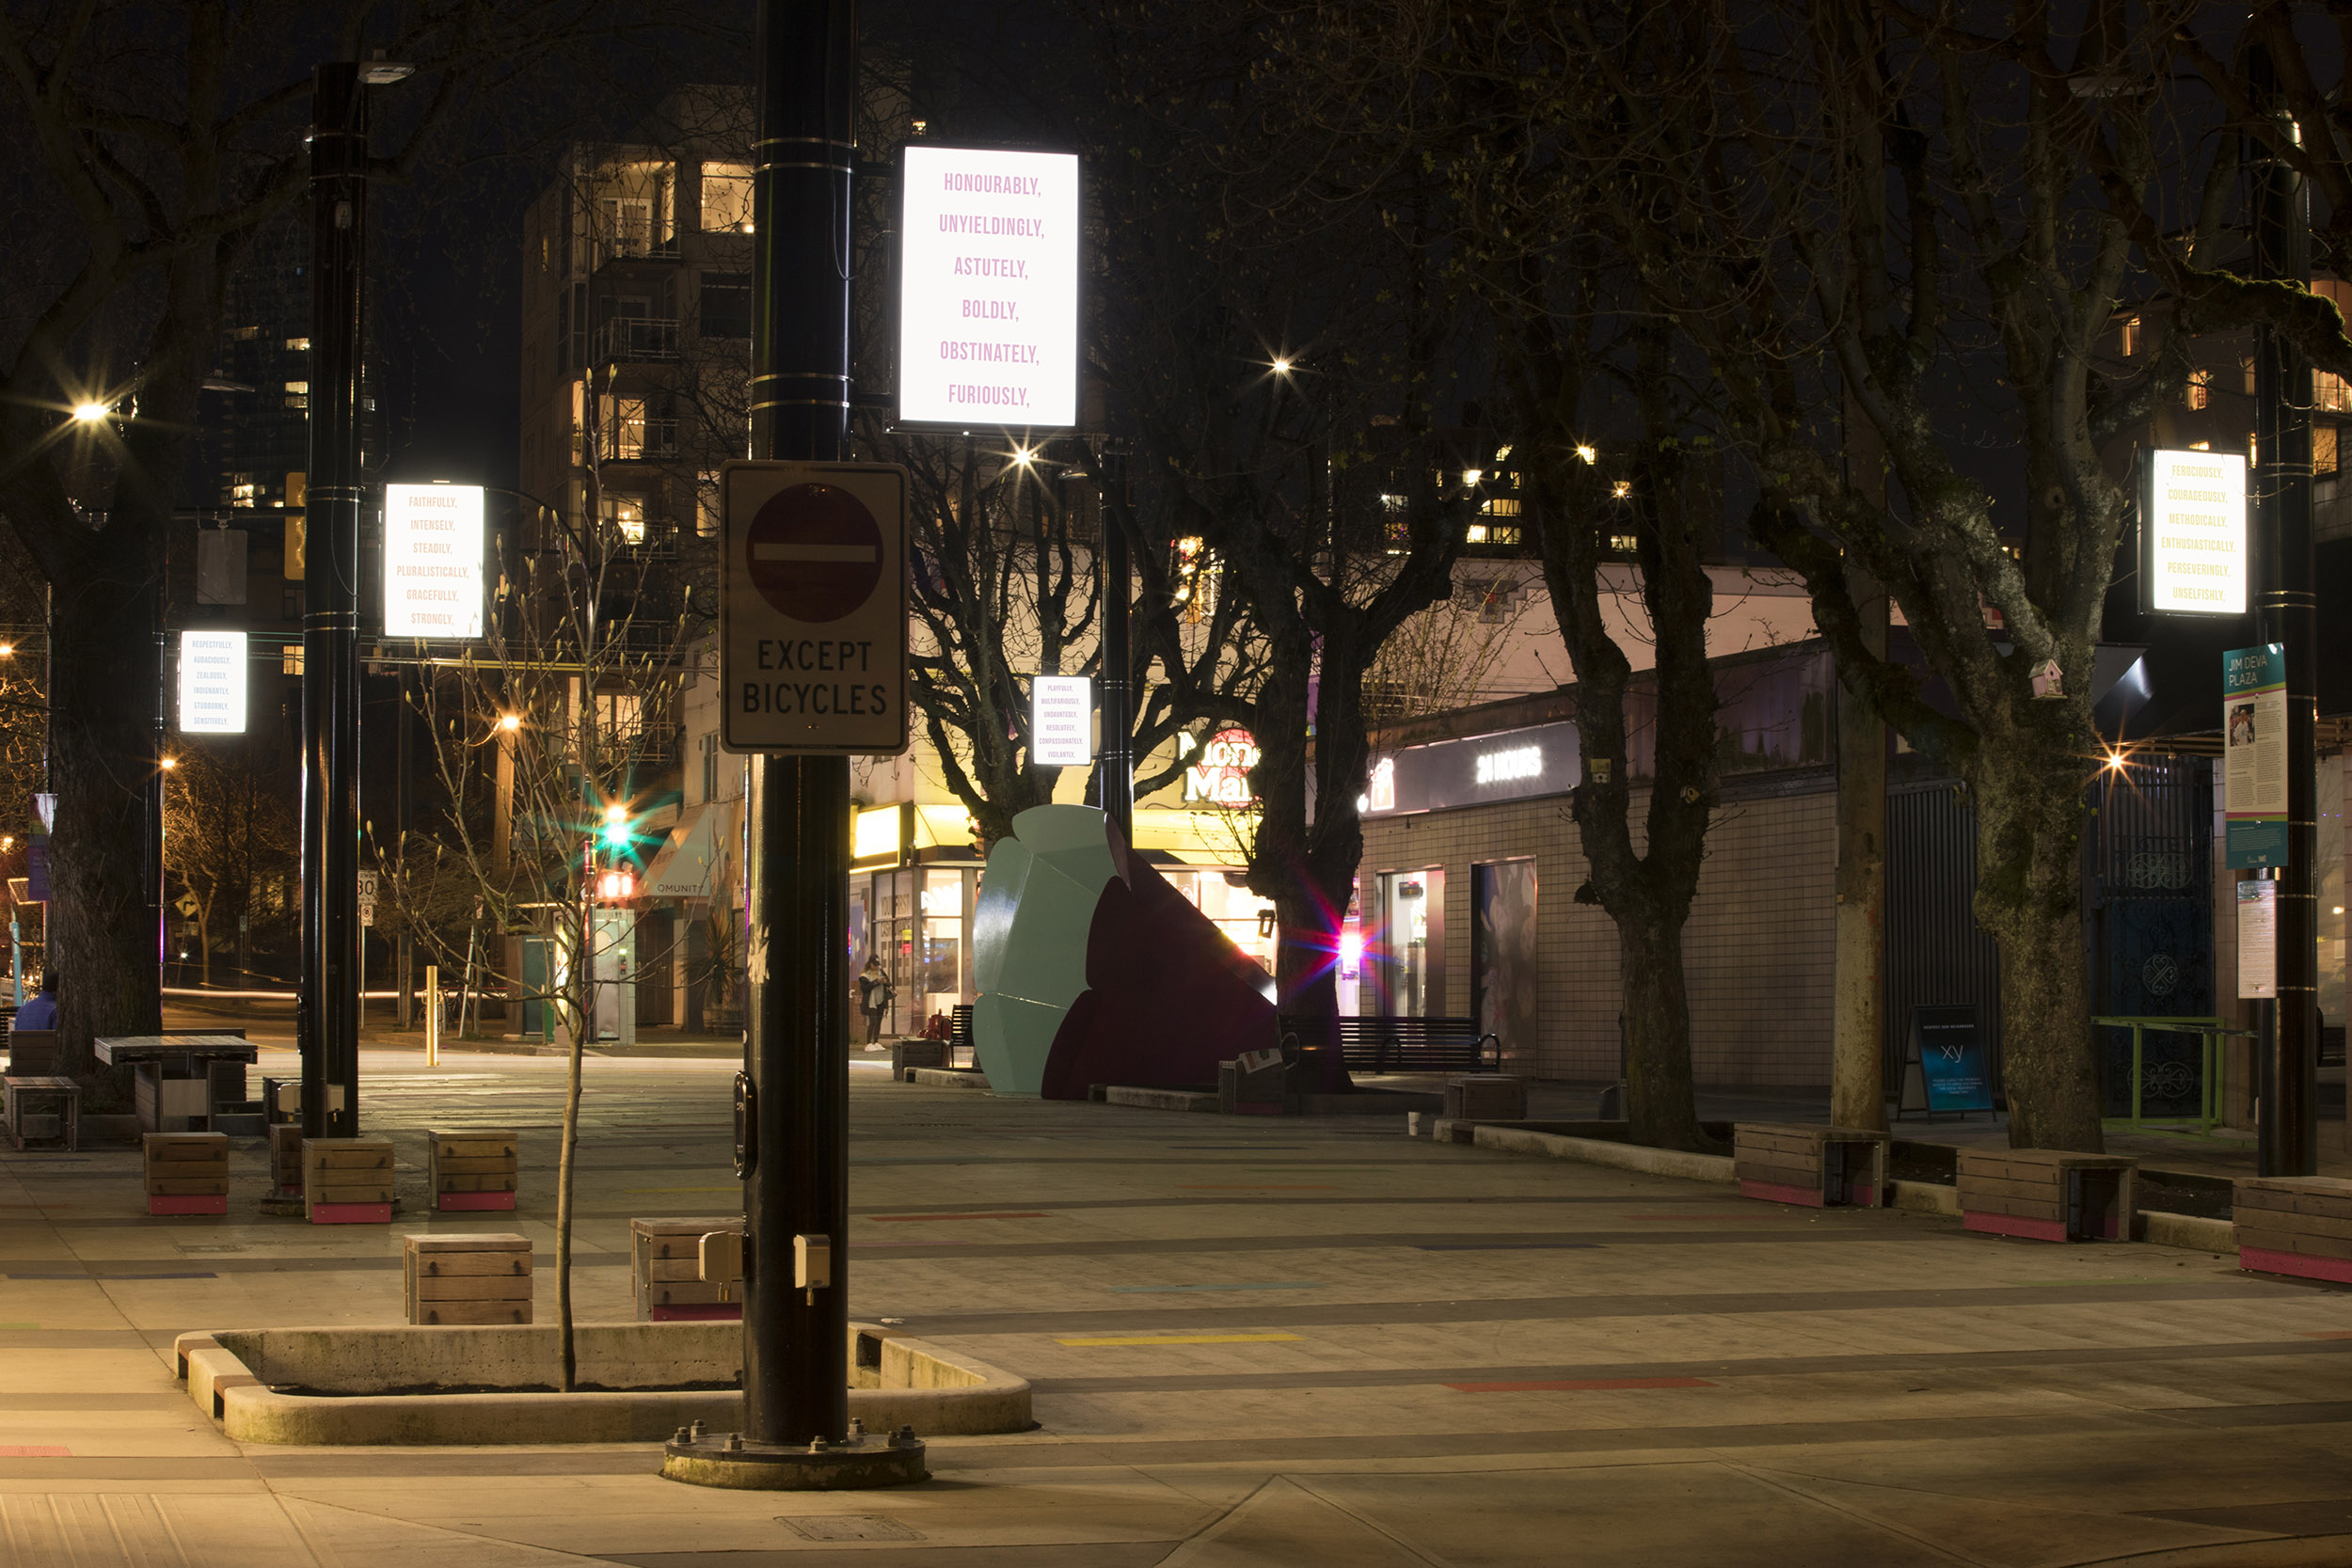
(14, 973, 57, 1030)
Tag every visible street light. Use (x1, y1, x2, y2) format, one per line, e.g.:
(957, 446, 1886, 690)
(72, 402, 108, 423)
(1272, 356, 1294, 376)
(498, 713, 521, 733)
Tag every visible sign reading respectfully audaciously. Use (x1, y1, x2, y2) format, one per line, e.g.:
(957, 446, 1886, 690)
(720, 461, 909, 755)
(2224, 643, 2288, 869)
(2142, 449, 2247, 615)
(383, 483, 485, 638)
(897, 144, 1080, 430)
(177, 629, 246, 735)
(1029, 675, 1092, 767)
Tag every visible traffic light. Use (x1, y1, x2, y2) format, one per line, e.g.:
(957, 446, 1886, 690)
(601, 803, 630, 849)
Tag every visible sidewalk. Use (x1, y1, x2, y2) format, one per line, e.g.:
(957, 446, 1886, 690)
(5, 1041, 2351, 1564)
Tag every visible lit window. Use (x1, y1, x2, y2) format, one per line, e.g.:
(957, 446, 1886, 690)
(2185, 368, 2211, 410)
(1609, 533, 1639, 552)
(2117, 316, 2138, 357)
(284, 338, 310, 351)
(1612, 480, 1632, 499)
(1483, 497, 1522, 516)
(602, 494, 647, 545)
(281, 644, 303, 675)
(702, 162, 754, 231)
(2316, 424, 2339, 477)
(2317, 371, 2352, 414)
(284, 381, 308, 393)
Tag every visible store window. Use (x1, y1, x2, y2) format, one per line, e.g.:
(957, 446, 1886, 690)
(1159, 868, 1278, 980)
(1472, 860, 1538, 1063)
(1374, 868, 1445, 1018)
(918, 869, 967, 1029)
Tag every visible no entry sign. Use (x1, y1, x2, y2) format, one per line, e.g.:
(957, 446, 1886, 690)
(721, 461, 909, 755)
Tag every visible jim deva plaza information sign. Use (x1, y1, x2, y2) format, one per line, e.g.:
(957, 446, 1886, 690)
(2143, 449, 2248, 614)
(384, 483, 485, 638)
(898, 145, 1079, 429)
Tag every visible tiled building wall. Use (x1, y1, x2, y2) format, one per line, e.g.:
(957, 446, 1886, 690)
(1356, 783, 1836, 1085)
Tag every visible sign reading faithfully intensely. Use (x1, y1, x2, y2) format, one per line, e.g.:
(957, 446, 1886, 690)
(720, 461, 909, 755)
(2224, 643, 2288, 869)
(1030, 675, 1092, 767)
(2142, 450, 2247, 615)
(177, 629, 246, 734)
(383, 483, 485, 638)
(898, 145, 1080, 429)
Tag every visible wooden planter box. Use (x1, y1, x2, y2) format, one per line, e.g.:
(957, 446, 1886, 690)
(143, 1131, 229, 1215)
(428, 1128, 518, 1212)
(1734, 1123, 1889, 1207)
(1959, 1148, 2136, 1242)
(632, 1216, 743, 1321)
(2233, 1176, 2352, 1285)
(404, 1233, 532, 1325)
(303, 1136, 394, 1224)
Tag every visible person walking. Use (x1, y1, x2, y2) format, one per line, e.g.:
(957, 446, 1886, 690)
(856, 955, 894, 1048)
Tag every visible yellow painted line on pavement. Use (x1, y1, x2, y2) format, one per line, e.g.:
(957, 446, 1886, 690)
(1056, 1332, 1302, 1347)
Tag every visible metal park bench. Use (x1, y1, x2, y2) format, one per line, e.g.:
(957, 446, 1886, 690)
(1278, 1015, 1501, 1075)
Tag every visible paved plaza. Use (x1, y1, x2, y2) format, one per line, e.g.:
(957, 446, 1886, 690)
(4, 1037, 2352, 1565)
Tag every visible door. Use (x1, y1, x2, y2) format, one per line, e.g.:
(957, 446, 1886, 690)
(1472, 860, 1538, 1064)
(1376, 869, 1445, 1018)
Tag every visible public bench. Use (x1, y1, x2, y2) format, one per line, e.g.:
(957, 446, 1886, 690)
(428, 1127, 519, 1212)
(632, 1216, 743, 1322)
(1734, 1123, 1890, 1208)
(1958, 1148, 2136, 1242)
(144, 1131, 229, 1215)
(2233, 1176, 2352, 1285)
(1278, 1015, 1500, 1075)
(5, 1073, 78, 1150)
(405, 1233, 532, 1324)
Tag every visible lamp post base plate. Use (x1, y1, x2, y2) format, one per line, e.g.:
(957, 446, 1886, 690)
(661, 1430, 928, 1491)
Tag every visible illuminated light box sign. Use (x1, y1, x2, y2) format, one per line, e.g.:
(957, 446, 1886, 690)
(1363, 721, 1581, 816)
(898, 145, 1080, 429)
(1030, 674, 1092, 767)
(2142, 450, 2247, 615)
(178, 629, 246, 734)
(384, 483, 485, 638)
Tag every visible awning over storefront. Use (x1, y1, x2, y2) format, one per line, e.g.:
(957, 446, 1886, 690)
(643, 801, 734, 900)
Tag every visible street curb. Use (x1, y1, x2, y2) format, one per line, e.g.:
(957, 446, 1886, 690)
(176, 1322, 1030, 1446)
(1470, 1124, 1736, 1183)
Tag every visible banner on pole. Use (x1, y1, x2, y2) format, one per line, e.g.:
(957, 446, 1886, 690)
(2223, 643, 2289, 869)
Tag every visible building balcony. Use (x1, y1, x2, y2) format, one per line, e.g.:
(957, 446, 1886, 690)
(593, 316, 679, 364)
(596, 418, 680, 463)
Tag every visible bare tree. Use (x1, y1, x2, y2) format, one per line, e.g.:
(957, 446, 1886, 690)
(0, 2, 706, 1079)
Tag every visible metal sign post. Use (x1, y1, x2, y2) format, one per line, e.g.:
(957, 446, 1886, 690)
(662, 0, 924, 1493)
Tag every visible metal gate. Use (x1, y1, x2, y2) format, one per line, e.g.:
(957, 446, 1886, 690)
(1885, 782, 2004, 1099)
(2090, 755, 2216, 1116)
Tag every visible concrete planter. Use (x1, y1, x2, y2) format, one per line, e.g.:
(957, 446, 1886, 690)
(175, 1321, 1030, 1446)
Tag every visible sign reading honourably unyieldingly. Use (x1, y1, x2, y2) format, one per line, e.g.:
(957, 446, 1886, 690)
(898, 145, 1079, 430)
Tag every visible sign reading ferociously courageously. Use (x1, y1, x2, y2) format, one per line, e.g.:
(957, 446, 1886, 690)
(897, 145, 1080, 429)
(383, 483, 485, 638)
(2141, 450, 2247, 615)
(720, 461, 909, 755)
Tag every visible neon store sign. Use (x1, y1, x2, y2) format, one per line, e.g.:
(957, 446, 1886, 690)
(1184, 728, 1260, 808)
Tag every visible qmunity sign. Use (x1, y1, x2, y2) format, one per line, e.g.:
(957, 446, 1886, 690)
(720, 461, 910, 755)
(897, 144, 1080, 430)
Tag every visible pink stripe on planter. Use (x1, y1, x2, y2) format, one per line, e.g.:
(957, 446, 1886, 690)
(1738, 1180, 1823, 1208)
(1963, 1212, 2069, 1243)
(1447, 1377, 1714, 1393)
(2242, 1247, 2352, 1285)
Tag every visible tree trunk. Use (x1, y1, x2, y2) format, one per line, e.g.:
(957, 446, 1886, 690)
(49, 570, 163, 1080)
(1618, 903, 1708, 1151)
(1970, 756, 2102, 1151)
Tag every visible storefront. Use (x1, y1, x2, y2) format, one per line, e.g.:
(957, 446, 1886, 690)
(849, 800, 1278, 1039)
